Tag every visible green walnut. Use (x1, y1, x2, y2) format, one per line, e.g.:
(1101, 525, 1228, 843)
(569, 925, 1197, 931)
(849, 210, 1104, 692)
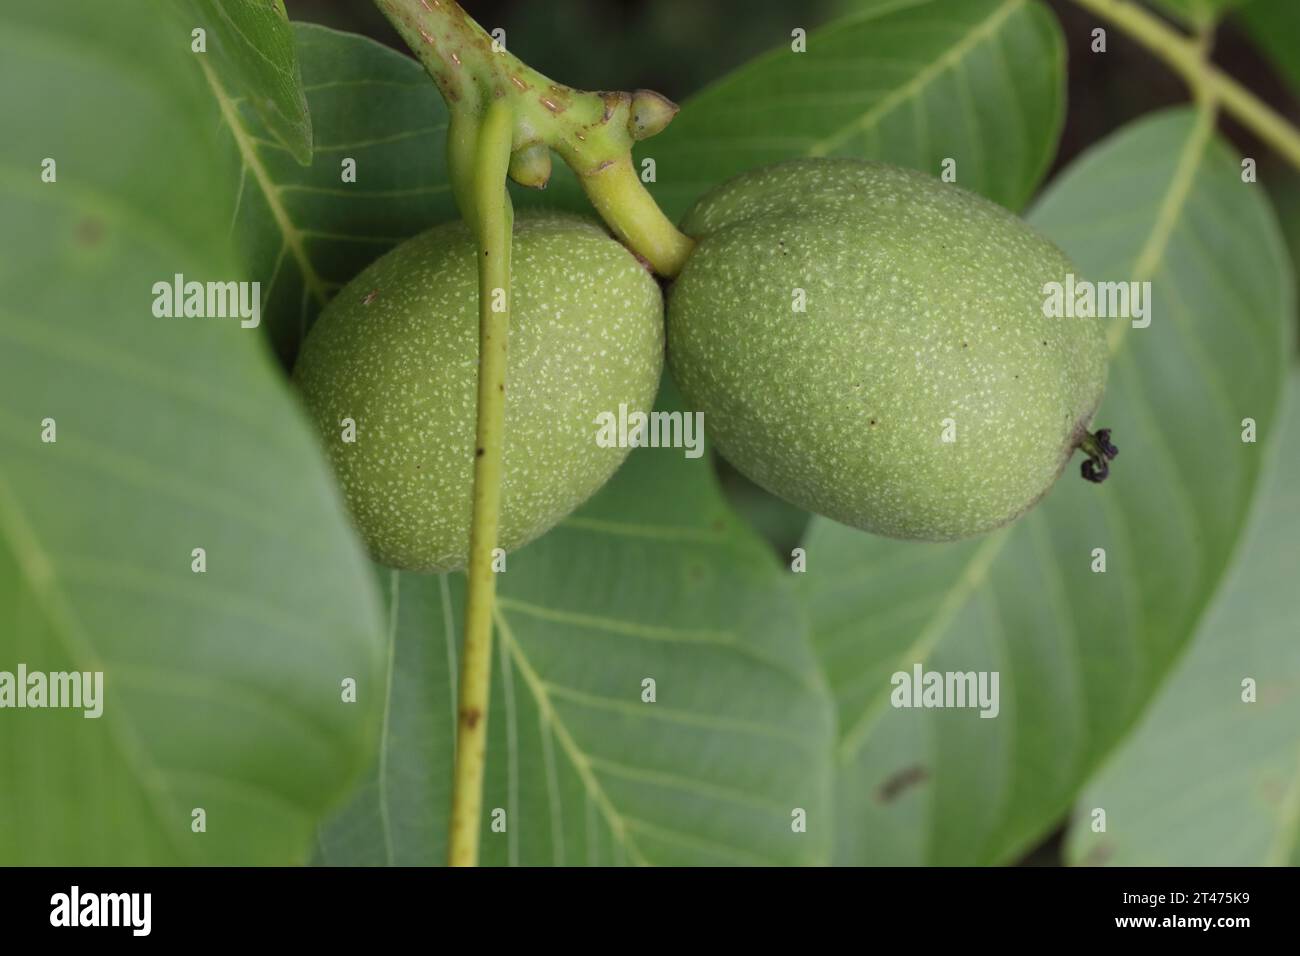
(667, 159, 1112, 542)
(294, 211, 664, 572)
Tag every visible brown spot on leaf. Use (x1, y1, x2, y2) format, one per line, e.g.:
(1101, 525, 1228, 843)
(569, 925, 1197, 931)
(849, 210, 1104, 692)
(1079, 842, 1114, 867)
(75, 217, 104, 246)
(875, 764, 929, 804)
(363, 289, 380, 305)
(461, 707, 482, 730)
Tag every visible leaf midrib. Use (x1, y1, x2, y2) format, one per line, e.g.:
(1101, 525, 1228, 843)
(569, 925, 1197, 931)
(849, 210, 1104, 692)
(807, 0, 1027, 157)
(0, 471, 194, 864)
(200, 55, 331, 308)
(492, 604, 651, 866)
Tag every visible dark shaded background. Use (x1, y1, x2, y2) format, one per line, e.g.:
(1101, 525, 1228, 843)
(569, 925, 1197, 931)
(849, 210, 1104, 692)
(288, 0, 1299, 177)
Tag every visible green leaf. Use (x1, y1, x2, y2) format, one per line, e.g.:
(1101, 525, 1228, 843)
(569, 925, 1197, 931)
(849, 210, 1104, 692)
(801, 108, 1292, 864)
(1237, 0, 1300, 99)
(643, 0, 1066, 221)
(212, 23, 457, 364)
(318, 386, 836, 866)
(0, 0, 384, 864)
(1266, 170, 1300, 317)
(1147, 0, 1246, 30)
(1066, 371, 1300, 866)
(189, 0, 314, 164)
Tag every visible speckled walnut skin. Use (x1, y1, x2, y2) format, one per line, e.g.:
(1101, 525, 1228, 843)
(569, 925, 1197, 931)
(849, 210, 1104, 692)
(667, 159, 1108, 542)
(294, 212, 664, 572)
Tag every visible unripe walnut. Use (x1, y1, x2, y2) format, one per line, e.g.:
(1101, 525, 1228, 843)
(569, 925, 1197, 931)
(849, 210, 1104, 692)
(295, 212, 664, 572)
(667, 159, 1109, 541)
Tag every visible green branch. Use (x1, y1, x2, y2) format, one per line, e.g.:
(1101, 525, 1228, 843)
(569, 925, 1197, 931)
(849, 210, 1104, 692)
(1072, 0, 1300, 171)
(374, 0, 694, 276)
(444, 98, 514, 868)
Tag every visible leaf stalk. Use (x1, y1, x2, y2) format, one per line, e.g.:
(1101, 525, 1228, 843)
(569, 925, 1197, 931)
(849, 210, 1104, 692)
(1071, 0, 1300, 171)
(374, 0, 694, 276)
(443, 97, 515, 868)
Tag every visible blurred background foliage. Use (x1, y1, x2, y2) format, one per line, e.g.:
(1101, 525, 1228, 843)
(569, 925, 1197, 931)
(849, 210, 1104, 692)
(291, 1, 1298, 187)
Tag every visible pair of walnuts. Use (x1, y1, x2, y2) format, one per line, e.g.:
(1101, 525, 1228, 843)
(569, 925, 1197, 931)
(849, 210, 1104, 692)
(293, 159, 1109, 572)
